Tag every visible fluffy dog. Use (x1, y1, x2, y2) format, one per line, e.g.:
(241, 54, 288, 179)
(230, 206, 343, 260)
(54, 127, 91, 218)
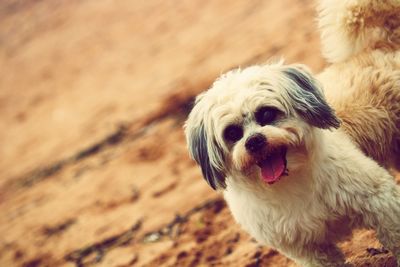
(185, 0, 400, 266)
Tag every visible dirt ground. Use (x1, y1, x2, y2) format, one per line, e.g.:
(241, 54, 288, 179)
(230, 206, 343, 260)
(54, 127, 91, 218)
(0, 0, 398, 266)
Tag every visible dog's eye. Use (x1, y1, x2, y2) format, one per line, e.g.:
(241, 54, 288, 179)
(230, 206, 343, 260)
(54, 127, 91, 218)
(255, 107, 279, 126)
(223, 125, 243, 143)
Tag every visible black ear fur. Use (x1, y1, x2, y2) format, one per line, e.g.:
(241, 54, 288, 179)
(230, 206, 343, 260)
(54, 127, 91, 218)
(283, 67, 341, 129)
(187, 122, 226, 190)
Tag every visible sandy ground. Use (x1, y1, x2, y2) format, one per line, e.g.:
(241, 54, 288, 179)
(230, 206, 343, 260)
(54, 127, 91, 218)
(0, 0, 398, 266)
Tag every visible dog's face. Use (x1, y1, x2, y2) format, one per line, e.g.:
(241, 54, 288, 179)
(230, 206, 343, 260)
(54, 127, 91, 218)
(185, 62, 340, 190)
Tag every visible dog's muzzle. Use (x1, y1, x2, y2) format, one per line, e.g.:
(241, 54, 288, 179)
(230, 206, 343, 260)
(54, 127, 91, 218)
(245, 134, 288, 185)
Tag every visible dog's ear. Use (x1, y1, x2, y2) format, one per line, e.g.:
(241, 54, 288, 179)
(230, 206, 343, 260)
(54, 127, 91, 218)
(283, 65, 341, 129)
(185, 119, 226, 190)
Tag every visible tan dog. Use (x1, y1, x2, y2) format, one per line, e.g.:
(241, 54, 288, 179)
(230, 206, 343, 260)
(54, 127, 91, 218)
(318, 0, 400, 170)
(185, 0, 400, 266)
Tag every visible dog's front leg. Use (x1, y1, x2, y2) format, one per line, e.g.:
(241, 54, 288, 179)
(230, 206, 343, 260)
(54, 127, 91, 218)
(376, 227, 400, 267)
(283, 243, 351, 267)
(363, 185, 400, 266)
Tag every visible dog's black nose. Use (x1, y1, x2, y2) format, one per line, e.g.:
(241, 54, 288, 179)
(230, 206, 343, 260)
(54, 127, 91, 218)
(245, 133, 267, 153)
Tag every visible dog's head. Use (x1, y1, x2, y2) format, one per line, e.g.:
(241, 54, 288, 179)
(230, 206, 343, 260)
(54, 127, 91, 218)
(184, 62, 340, 190)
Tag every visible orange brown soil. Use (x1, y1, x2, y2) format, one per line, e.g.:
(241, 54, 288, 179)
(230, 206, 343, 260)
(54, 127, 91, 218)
(0, 1, 398, 266)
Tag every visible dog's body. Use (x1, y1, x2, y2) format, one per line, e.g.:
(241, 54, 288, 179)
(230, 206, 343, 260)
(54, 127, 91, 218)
(185, 0, 400, 266)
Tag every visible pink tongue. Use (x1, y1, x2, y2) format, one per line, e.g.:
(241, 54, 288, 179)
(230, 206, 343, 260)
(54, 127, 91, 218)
(259, 152, 286, 184)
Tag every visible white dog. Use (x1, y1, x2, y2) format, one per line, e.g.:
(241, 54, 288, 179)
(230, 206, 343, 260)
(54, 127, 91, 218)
(185, 0, 400, 266)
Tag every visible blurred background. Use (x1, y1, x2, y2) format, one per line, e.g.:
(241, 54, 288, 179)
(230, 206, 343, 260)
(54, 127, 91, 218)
(1, 0, 394, 266)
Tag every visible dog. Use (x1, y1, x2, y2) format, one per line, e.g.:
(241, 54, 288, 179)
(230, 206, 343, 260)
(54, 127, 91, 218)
(185, 0, 400, 266)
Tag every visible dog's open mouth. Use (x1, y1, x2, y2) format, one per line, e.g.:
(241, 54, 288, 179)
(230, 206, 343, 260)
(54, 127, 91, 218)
(257, 147, 288, 184)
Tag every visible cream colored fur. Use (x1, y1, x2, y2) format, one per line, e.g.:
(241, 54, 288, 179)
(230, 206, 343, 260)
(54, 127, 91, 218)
(318, 0, 400, 63)
(185, 0, 400, 266)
